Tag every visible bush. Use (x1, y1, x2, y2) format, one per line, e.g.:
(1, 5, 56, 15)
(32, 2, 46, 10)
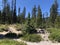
(22, 34, 42, 42)
(0, 39, 27, 45)
(0, 28, 8, 32)
(48, 28, 60, 42)
(47, 28, 57, 33)
(22, 25, 37, 34)
(0, 25, 8, 32)
(49, 32, 60, 42)
(15, 24, 22, 31)
(0, 28, 4, 32)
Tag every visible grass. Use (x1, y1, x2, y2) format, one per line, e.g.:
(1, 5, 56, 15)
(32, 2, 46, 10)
(0, 24, 8, 32)
(0, 24, 22, 32)
(47, 28, 60, 42)
(0, 24, 42, 42)
(22, 34, 42, 42)
(0, 39, 27, 45)
(47, 28, 57, 33)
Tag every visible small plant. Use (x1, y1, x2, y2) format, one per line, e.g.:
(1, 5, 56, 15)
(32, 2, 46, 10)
(0, 39, 27, 45)
(23, 25, 37, 34)
(22, 34, 42, 42)
(0, 25, 8, 32)
(48, 28, 60, 42)
(47, 28, 58, 33)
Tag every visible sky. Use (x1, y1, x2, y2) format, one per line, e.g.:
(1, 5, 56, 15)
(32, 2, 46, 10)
(0, 0, 60, 17)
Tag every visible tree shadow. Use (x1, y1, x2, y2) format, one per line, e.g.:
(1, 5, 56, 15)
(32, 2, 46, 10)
(0, 33, 23, 39)
(0, 34, 4, 39)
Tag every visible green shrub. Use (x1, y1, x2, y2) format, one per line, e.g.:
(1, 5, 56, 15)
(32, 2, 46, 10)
(0, 39, 27, 45)
(0, 28, 4, 32)
(48, 28, 60, 42)
(49, 32, 60, 42)
(0, 28, 8, 32)
(22, 25, 37, 34)
(0, 25, 8, 32)
(15, 24, 22, 31)
(47, 28, 57, 33)
(22, 34, 42, 42)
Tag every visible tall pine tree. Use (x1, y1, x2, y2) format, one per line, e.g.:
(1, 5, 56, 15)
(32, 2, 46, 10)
(6, 3, 11, 24)
(37, 5, 42, 28)
(23, 12, 37, 34)
(2, 0, 8, 24)
(21, 7, 26, 24)
(23, 7, 26, 23)
(50, 0, 58, 27)
(0, 10, 2, 23)
(17, 7, 21, 23)
(32, 5, 37, 26)
(13, 0, 17, 23)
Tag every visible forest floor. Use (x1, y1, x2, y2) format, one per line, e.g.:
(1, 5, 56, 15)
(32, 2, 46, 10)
(13, 28, 60, 45)
(0, 26, 60, 45)
(14, 32, 60, 45)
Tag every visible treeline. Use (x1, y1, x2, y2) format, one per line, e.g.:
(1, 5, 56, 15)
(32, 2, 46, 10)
(0, 0, 60, 28)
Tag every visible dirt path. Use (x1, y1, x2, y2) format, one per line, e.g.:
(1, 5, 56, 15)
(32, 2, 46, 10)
(14, 39, 60, 45)
(6, 27, 60, 45)
(40, 31, 50, 41)
(0, 27, 60, 45)
(14, 30, 60, 45)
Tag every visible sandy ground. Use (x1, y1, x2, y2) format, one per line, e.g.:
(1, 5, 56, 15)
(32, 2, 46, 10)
(8, 27, 22, 34)
(14, 39, 60, 45)
(0, 31, 8, 35)
(14, 31, 60, 45)
(0, 26, 22, 35)
(0, 27, 60, 45)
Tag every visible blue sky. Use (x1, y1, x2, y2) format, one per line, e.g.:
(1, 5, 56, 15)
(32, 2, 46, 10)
(0, 0, 60, 17)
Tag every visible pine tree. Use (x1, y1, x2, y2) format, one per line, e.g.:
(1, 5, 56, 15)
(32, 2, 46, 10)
(2, 0, 8, 24)
(27, 12, 30, 25)
(50, 0, 58, 27)
(3, 0, 7, 7)
(17, 7, 21, 23)
(23, 12, 37, 34)
(37, 5, 42, 28)
(32, 5, 37, 26)
(10, 0, 14, 24)
(22, 7, 26, 23)
(13, 0, 17, 23)
(0, 10, 2, 23)
(42, 14, 46, 28)
(6, 3, 11, 24)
